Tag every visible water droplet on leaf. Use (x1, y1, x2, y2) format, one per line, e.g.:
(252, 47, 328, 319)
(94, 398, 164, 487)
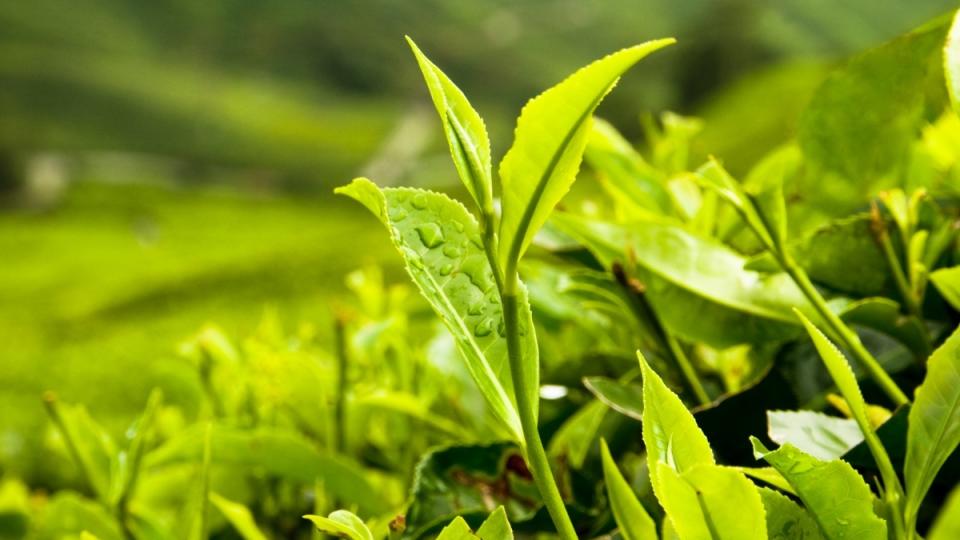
(474, 319, 494, 337)
(411, 193, 429, 209)
(416, 223, 445, 248)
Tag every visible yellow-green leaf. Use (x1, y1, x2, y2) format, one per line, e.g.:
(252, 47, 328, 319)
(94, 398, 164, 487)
(904, 325, 960, 527)
(498, 39, 674, 270)
(600, 439, 657, 540)
(304, 510, 374, 540)
(407, 37, 493, 215)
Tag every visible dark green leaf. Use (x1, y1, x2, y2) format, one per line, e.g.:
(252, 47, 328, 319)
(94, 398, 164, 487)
(600, 439, 657, 540)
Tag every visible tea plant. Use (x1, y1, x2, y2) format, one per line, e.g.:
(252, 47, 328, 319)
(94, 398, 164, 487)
(6, 7, 960, 540)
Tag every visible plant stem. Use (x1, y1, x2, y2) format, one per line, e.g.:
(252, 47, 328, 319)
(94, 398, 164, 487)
(778, 253, 909, 407)
(872, 208, 922, 318)
(662, 331, 711, 406)
(333, 317, 349, 454)
(502, 280, 578, 540)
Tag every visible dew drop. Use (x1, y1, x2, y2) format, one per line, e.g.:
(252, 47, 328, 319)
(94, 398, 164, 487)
(411, 193, 429, 209)
(473, 319, 494, 337)
(467, 300, 484, 315)
(452, 221, 465, 232)
(416, 223, 445, 248)
(438, 262, 454, 276)
(443, 245, 462, 258)
(389, 207, 408, 221)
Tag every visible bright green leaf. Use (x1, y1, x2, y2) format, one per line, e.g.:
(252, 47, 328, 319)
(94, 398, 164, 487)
(639, 351, 714, 494)
(476, 506, 513, 540)
(554, 214, 809, 347)
(758, 486, 823, 540)
(585, 117, 674, 216)
(407, 37, 493, 215)
(656, 463, 766, 540)
(600, 439, 657, 540)
(929, 482, 960, 540)
(498, 39, 674, 270)
(210, 493, 269, 540)
(904, 325, 960, 526)
(751, 438, 886, 540)
(337, 177, 532, 441)
(304, 510, 374, 540)
(931, 265, 960, 310)
(946, 10, 960, 113)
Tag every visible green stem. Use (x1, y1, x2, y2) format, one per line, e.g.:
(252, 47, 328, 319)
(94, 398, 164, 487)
(502, 281, 578, 540)
(778, 253, 909, 407)
(663, 331, 711, 406)
(873, 214, 922, 318)
(333, 317, 349, 455)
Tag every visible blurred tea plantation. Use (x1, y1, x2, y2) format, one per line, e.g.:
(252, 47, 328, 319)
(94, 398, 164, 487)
(2, 1, 960, 538)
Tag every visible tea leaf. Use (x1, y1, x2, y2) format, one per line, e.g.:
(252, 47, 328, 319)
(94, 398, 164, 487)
(930, 265, 960, 310)
(757, 486, 823, 540)
(584, 376, 644, 420)
(498, 39, 674, 270)
(794, 311, 875, 437)
(585, 117, 674, 216)
(751, 439, 887, 540)
(548, 399, 607, 470)
(435, 517, 474, 540)
(475, 506, 513, 540)
(904, 325, 960, 526)
(767, 410, 862, 461)
(407, 37, 492, 215)
(146, 424, 387, 515)
(304, 510, 374, 540)
(42, 396, 116, 503)
(555, 214, 808, 347)
(210, 493, 269, 540)
(657, 463, 767, 540)
(639, 351, 714, 494)
(929, 483, 960, 540)
(600, 439, 657, 540)
(947, 10, 960, 113)
(799, 17, 950, 184)
(337, 177, 528, 441)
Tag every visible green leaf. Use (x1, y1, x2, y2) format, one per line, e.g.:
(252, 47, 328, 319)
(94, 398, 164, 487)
(793, 311, 876, 438)
(554, 214, 809, 347)
(145, 424, 388, 515)
(304, 510, 374, 540)
(929, 482, 960, 540)
(209, 493, 269, 540)
(931, 265, 960, 310)
(946, 10, 960, 113)
(904, 325, 960, 525)
(839, 297, 930, 359)
(476, 507, 513, 540)
(435, 517, 475, 540)
(732, 467, 796, 496)
(798, 16, 950, 184)
(548, 399, 607, 470)
(43, 396, 116, 503)
(498, 39, 674, 269)
(695, 159, 775, 250)
(639, 351, 714, 495)
(585, 117, 674, 216)
(337, 177, 530, 441)
(584, 376, 644, 421)
(600, 439, 658, 540)
(767, 410, 862, 461)
(751, 438, 887, 540)
(656, 463, 766, 540)
(757, 486, 824, 540)
(406, 37, 492, 215)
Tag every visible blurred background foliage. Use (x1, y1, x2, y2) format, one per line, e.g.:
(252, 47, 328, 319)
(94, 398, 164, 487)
(0, 0, 957, 488)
